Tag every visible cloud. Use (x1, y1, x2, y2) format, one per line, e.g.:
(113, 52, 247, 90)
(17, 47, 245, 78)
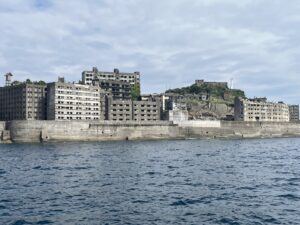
(0, 0, 300, 105)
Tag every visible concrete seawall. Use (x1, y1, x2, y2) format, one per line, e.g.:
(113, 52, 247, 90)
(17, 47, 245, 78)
(0, 121, 10, 143)
(7, 120, 182, 143)
(180, 121, 300, 139)
(1, 120, 300, 143)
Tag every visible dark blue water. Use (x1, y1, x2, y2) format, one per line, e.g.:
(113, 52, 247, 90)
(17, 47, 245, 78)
(0, 139, 300, 225)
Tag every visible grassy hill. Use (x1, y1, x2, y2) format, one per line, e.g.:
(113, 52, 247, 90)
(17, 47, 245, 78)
(166, 83, 245, 103)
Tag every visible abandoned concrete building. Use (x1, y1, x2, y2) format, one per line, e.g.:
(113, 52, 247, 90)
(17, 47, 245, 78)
(92, 79, 132, 100)
(289, 105, 299, 122)
(47, 81, 102, 121)
(0, 83, 47, 121)
(82, 67, 140, 87)
(105, 96, 161, 121)
(82, 67, 141, 100)
(234, 97, 290, 122)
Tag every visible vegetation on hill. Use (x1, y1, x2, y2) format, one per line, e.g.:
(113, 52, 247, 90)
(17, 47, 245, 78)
(166, 83, 245, 101)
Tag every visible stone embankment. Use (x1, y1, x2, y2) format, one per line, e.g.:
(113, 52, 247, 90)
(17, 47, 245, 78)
(0, 121, 11, 143)
(1, 120, 300, 143)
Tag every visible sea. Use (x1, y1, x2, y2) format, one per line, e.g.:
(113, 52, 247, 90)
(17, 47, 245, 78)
(0, 138, 300, 225)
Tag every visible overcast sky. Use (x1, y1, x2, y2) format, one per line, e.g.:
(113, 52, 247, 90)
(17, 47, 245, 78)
(0, 0, 300, 104)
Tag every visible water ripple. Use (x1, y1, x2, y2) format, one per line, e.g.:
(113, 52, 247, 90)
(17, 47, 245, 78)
(0, 139, 300, 224)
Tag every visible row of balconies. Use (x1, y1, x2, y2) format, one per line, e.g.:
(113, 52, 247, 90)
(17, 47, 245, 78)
(56, 116, 100, 120)
(57, 95, 100, 100)
(57, 111, 99, 115)
(57, 106, 99, 110)
(56, 101, 99, 106)
(111, 118, 157, 121)
(57, 90, 99, 95)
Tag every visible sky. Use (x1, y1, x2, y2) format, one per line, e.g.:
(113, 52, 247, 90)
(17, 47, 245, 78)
(0, 0, 300, 104)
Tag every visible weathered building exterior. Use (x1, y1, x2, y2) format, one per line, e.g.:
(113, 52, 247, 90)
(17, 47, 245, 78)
(93, 79, 132, 100)
(105, 97, 161, 121)
(234, 97, 290, 122)
(47, 82, 101, 121)
(0, 83, 47, 120)
(132, 100, 161, 121)
(289, 105, 299, 121)
(82, 67, 141, 87)
(167, 109, 189, 122)
(105, 98, 133, 121)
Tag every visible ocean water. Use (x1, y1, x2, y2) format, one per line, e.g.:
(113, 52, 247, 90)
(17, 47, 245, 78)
(0, 138, 300, 225)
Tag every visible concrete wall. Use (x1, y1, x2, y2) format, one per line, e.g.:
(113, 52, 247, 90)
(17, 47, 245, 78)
(168, 110, 189, 122)
(0, 121, 10, 143)
(176, 120, 221, 128)
(0, 121, 5, 130)
(2, 120, 300, 143)
(179, 121, 300, 139)
(222, 121, 300, 138)
(8, 120, 181, 143)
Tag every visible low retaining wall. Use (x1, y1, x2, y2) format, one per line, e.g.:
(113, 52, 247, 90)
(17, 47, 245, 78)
(8, 120, 181, 143)
(222, 121, 300, 138)
(175, 120, 221, 128)
(179, 121, 300, 139)
(2, 120, 300, 143)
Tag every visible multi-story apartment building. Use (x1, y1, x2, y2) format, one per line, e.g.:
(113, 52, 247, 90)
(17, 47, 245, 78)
(82, 67, 140, 100)
(0, 83, 47, 120)
(47, 81, 101, 121)
(82, 67, 141, 87)
(105, 98, 133, 121)
(234, 97, 290, 122)
(93, 79, 132, 100)
(105, 97, 161, 121)
(289, 105, 299, 122)
(132, 100, 161, 121)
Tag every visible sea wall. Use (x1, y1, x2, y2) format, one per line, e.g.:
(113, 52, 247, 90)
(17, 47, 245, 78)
(2, 120, 300, 143)
(0, 121, 5, 131)
(8, 120, 182, 143)
(180, 121, 300, 139)
(0, 121, 5, 142)
(0, 121, 10, 143)
(176, 120, 221, 128)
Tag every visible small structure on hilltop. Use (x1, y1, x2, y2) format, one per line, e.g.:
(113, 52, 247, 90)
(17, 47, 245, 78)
(195, 79, 228, 89)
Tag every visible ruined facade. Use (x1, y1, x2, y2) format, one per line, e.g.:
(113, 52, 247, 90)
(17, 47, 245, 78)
(93, 79, 132, 100)
(0, 83, 47, 120)
(82, 67, 141, 100)
(289, 105, 299, 122)
(82, 67, 140, 86)
(234, 97, 290, 122)
(47, 82, 101, 121)
(105, 97, 161, 121)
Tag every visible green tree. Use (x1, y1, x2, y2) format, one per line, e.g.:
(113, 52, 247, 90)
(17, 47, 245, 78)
(131, 83, 140, 100)
(34, 80, 46, 85)
(25, 79, 32, 84)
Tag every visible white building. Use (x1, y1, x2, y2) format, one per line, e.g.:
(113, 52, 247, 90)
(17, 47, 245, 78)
(47, 81, 101, 121)
(234, 97, 290, 122)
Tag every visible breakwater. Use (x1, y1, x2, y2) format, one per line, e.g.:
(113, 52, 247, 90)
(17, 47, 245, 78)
(1, 120, 300, 143)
